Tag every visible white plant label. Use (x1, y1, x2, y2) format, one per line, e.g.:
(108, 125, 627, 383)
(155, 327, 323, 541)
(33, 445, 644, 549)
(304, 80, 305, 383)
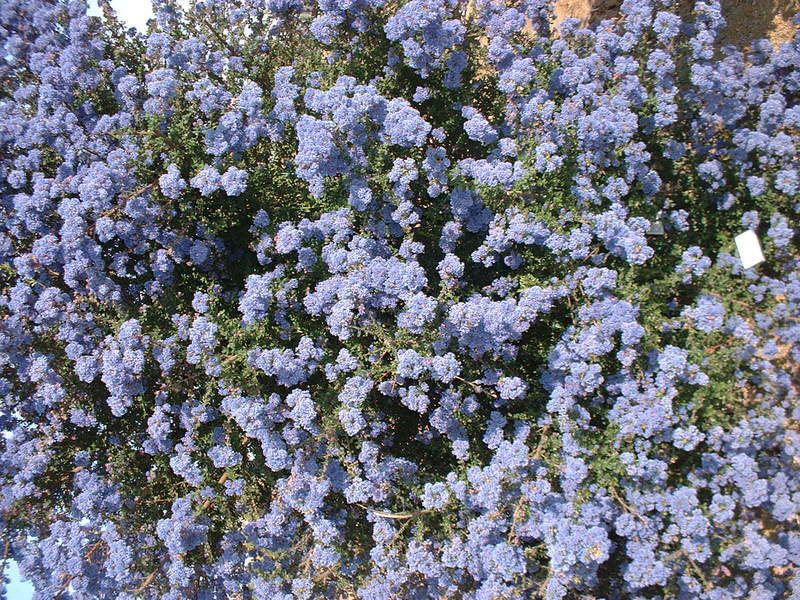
(646, 210, 665, 236)
(647, 220, 664, 236)
(735, 230, 765, 269)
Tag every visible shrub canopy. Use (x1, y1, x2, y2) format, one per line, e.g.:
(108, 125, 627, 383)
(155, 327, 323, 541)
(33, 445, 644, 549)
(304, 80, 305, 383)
(0, 1, 799, 599)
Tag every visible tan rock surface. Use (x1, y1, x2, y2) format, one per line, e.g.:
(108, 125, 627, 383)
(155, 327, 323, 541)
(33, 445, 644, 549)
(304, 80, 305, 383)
(552, 0, 799, 47)
(719, 0, 799, 47)
(553, 0, 593, 28)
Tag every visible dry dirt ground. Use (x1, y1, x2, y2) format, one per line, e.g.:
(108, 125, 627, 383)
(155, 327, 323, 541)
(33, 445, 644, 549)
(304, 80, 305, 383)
(553, 0, 800, 47)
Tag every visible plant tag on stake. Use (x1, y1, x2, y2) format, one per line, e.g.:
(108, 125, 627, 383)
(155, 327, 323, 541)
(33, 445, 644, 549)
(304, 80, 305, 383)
(646, 211, 664, 236)
(735, 230, 765, 269)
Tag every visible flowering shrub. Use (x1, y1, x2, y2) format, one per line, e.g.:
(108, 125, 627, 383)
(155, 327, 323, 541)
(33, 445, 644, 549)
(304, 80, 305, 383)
(1, 0, 799, 598)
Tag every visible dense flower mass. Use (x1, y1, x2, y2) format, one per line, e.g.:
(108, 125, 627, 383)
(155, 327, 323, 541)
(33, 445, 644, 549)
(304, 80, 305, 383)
(0, 1, 799, 599)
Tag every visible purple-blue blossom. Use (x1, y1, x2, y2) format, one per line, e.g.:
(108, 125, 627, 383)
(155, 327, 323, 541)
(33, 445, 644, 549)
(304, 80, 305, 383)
(383, 98, 431, 147)
(683, 295, 726, 333)
(190, 166, 222, 196)
(159, 164, 186, 199)
(221, 166, 249, 196)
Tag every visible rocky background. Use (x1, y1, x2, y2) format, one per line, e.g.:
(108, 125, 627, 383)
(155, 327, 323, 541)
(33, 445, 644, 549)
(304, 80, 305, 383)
(554, 0, 799, 46)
